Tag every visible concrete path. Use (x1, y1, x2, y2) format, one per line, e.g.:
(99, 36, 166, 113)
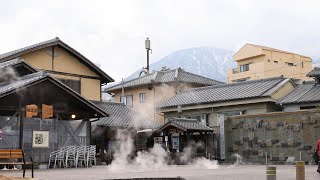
(1, 165, 319, 180)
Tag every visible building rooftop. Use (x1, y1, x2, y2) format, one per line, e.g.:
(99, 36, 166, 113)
(246, 43, 311, 59)
(93, 101, 160, 129)
(157, 76, 292, 108)
(277, 81, 320, 105)
(157, 118, 213, 132)
(0, 37, 114, 84)
(105, 68, 224, 91)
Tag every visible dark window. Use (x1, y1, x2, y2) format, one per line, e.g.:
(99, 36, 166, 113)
(120, 95, 133, 107)
(267, 59, 270, 62)
(58, 78, 80, 93)
(139, 93, 145, 103)
(300, 106, 316, 110)
(184, 114, 208, 126)
(286, 62, 294, 66)
(240, 64, 249, 72)
(274, 61, 278, 63)
(302, 62, 304, 68)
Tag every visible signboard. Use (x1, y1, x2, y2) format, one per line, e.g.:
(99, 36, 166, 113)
(26, 104, 38, 118)
(171, 133, 180, 150)
(154, 137, 163, 145)
(0, 129, 2, 140)
(169, 128, 176, 134)
(32, 131, 49, 148)
(42, 104, 53, 119)
(218, 114, 225, 160)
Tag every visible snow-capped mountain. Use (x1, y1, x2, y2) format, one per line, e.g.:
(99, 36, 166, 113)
(126, 47, 236, 82)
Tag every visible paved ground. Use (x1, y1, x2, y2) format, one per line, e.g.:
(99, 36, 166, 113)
(1, 165, 320, 180)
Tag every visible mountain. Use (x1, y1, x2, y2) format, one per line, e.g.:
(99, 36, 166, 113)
(126, 47, 236, 82)
(312, 56, 320, 67)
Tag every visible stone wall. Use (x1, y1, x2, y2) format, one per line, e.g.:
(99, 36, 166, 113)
(225, 110, 320, 164)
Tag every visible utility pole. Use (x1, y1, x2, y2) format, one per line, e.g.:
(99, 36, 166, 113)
(145, 37, 151, 74)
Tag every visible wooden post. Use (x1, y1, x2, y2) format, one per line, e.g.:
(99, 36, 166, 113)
(205, 132, 208, 158)
(266, 166, 276, 180)
(296, 161, 305, 180)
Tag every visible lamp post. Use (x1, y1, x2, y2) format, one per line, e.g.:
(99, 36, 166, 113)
(145, 37, 151, 74)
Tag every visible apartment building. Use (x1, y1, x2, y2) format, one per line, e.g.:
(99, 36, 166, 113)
(227, 44, 312, 83)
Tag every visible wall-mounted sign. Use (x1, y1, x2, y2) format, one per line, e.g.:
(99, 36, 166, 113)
(42, 104, 53, 119)
(32, 131, 49, 148)
(26, 104, 38, 118)
(171, 133, 179, 150)
(154, 137, 163, 145)
(169, 128, 176, 134)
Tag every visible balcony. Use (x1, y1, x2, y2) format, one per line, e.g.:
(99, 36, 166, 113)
(232, 68, 238, 74)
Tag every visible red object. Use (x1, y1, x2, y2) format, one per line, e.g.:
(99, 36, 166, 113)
(317, 139, 320, 156)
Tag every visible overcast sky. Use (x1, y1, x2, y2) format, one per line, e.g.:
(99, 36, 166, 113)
(1, 0, 319, 81)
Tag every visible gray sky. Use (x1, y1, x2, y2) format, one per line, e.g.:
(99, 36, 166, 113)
(1, 0, 319, 81)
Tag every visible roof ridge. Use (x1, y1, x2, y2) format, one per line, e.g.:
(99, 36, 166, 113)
(280, 83, 315, 104)
(178, 68, 224, 84)
(181, 76, 284, 93)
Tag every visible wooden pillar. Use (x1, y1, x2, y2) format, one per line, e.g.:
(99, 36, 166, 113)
(19, 111, 24, 149)
(100, 127, 106, 162)
(205, 132, 208, 159)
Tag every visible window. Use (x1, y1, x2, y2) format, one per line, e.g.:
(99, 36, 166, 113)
(232, 77, 250, 83)
(220, 110, 245, 116)
(120, 95, 133, 107)
(267, 59, 270, 62)
(184, 114, 208, 126)
(302, 62, 304, 68)
(300, 106, 316, 110)
(240, 64, 249, 72)
(274, 61, 278, 63)
(139, 93, 145, 103)
(58, 78, 80, 93)
(286, 62, 294, 66)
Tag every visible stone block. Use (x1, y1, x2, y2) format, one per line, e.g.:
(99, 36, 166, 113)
(293, 142, 302, 147)
(242, 124, 249, 130)
(234, 140, 242, 145)
(309, 116, 318, 124)
(257, 139, 265, 144)
(293, 125, 300, 132)
(270, 156, 279, 161)
(228, 147, 234, 152)
(297, 145, 312, 150)
(242, 137, 249, 142)
(258, 150, 264, 157)
(269, 122, 278, 130)
(251, 150, 258, 155)
(232, 123, 238, 129)
(248, 133, 255, 141)
(262, 122, 269, 128)
(287, 138, 294, 146)
(243, 150, 251, 156)
(279, 153, 287, 161)
(277, 122, 284, 126)
(271, 139, 279, 144)
(266, 139, 273, 147)
(313, 124, 320, 128)
(233, 145, 239, 151)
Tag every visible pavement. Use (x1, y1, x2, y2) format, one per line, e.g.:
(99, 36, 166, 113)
(1, 165, 320, 180)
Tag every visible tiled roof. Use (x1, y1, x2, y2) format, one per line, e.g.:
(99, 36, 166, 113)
(157, 118, 213, 132)
(0, 58, 37, 74)
(307, 67, 320, 77)
(93, 101, 160, 129)
(105, 68, 224, 91)
(0, 70, 107, 117)
(157, 76, 290, 108)
(0, 71, 46, 97)
(0, 37, 114, 83)
(278, 81, 320, 105)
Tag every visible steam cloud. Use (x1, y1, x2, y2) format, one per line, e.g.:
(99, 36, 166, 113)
(107, 129, 219, 172)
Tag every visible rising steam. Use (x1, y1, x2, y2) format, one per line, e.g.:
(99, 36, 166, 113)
(107, 129, 219, 172)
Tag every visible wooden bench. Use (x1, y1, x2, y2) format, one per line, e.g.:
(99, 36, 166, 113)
(0, 149, 34, 178)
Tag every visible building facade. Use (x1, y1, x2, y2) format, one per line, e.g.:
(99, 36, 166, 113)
(0, 37, 114, 101)
(105, 68, 223, 123)
(157, 77, 296, 130)
(227, 44, 312, 83)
